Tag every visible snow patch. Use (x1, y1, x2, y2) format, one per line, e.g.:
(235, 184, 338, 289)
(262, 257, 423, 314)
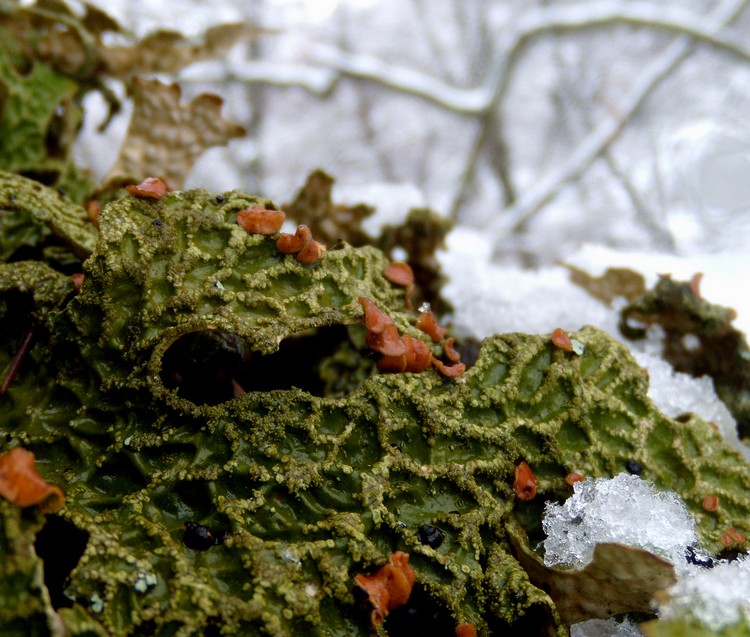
(542, 474, 698, 575)
(570, 618, 644, 637)
(659, 555, 750, 630)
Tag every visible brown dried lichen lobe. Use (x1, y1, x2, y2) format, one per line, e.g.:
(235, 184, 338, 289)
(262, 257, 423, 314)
(103, 78, 245, 191)
(619, 273, 750, 439)
(0, 448, 64, 513)
(283, 169, 374, 247)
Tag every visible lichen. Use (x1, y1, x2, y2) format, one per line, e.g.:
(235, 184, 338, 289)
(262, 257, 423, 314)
(1, 182, 750, 636)
(0, 500, 60, 636)
(620, 274, 750, 441)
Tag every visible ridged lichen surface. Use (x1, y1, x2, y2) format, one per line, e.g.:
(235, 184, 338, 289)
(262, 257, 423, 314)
(1, 185, 750, 636)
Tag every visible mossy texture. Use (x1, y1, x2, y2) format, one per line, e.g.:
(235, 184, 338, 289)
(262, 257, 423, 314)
(621, 274, 750, 441)
(1, 186, 750, 636)
(0, 171, 97, 261)
(0, 40, 94, 202)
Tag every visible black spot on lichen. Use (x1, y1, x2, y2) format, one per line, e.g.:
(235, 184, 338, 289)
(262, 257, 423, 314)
(416, 524, 444, 549)
(625, 459, 643, 475)
(183, 522, 221, 551)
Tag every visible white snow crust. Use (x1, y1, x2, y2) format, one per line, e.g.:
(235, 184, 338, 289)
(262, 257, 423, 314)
(659, 555, 750, 630)
(542, 473, 698, 573)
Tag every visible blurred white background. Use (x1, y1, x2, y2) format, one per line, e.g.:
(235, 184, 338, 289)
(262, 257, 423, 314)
(75, 0, 750, 326)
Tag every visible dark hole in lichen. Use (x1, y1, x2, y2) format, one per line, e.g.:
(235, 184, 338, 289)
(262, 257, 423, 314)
(0, 291, 34, 340)
(34, 514, 89, 609)
(160, 325, 372, 405)
(44, 108, 68, 160)
(384, 583, 455, 637)
(453, 336, 481, 370)
(18, 169, 62, 188)
(1, 292, 38, 393)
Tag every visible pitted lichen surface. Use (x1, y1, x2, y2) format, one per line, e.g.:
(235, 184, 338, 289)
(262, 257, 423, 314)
(2, 185, 750, 636)
(0, 171, 97, 261)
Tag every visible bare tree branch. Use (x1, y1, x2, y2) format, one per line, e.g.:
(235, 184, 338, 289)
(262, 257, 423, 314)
(182, 60, 338, 94)
(312, 2, 750, 115)
(488, 0, 750, 241)
(175, 1, 750, 247)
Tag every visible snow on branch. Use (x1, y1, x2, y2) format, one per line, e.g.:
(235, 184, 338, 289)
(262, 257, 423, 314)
(180, 3, 750, 113)
(312, 1, 750, 115)
(312, 45, 489, 114)
(487, 0, 750, 239)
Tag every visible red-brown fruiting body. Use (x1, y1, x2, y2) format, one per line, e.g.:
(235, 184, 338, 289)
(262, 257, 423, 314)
(358, 297, 408, 357)
(126, 177, 168, 199)
(416, 310, 447, 342)
(383, 262, 415, 308)
(551, 327, 574, 352)
(702, 495, 719, 512)
(276, 225, 326, 264)
(70, 273, 85, 293)
(383, 261, 414, 288)
(720, 527, 745, 547)
(443, 337, 461, 363)
(565, 471, 586, 486)
(455, 624, 477, 637)
(354, 551, 416, 626)
(276, 224, 312, 254)
(514, 461, 538, 500)
(236, 205, 286, 234)
(296, 238, 326, 264)
(431, 358, 466, 378)
(0, 447, 64, 513)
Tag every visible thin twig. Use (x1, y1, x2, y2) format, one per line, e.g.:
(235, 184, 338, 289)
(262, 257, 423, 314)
(0, 329, 34, 395)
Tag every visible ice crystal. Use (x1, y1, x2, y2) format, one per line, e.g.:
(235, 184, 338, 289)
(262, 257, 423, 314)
(543, 474, 698, 573)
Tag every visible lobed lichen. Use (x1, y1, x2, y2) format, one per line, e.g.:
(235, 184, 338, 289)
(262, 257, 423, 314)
(1, 181, 750, 636)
